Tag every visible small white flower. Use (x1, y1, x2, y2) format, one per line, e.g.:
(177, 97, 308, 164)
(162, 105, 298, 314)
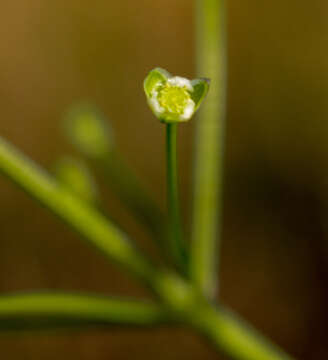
(144, 68, 210, 124)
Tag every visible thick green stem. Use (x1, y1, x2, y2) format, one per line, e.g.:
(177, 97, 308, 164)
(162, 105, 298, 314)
(191, 0, 227, 298)
(166, 124, 187, 271)
(152, 273, 295, 360)
(194, 305, 294, 360)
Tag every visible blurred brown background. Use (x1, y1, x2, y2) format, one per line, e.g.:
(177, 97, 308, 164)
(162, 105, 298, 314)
(0, 0, 327, 358)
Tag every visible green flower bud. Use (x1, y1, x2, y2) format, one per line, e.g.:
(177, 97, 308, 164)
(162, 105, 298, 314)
(54, 157, 99, 204)
(64, 104, 114, 158)
(144, 68, 210, 124)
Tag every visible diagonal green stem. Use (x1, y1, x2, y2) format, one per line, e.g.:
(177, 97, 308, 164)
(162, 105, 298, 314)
(0, 292, 169, 331)
(0, 137, 155, 283)
(166, 124, 187, 271)
(193, 305, 294, 360)
(191, 0, 227, 298)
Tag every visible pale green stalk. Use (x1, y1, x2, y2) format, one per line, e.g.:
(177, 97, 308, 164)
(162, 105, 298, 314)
(191, 0, 227, 298)
(188, 2, 296, 359)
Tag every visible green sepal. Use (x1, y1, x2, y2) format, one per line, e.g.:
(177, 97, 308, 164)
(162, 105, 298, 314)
(190, 78, 210, 111)
(143, 68, 171, 98)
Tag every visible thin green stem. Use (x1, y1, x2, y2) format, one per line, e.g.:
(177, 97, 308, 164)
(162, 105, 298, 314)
(97, 151, 165, 246)
(0, 292, 170, 331)
(64, 105, 165, 249)
(166, 124, 187, 271)
(191, 0, 227, 298)
(0, 137, 155, 283)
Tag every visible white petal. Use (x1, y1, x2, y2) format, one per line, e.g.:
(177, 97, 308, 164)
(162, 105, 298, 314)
(149, 92, 164, 116)
(180, 99, 195, 120)
(168, 76, 193, 91)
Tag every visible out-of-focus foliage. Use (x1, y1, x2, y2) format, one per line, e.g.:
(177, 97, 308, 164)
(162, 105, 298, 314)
(0, 0, 327, 359)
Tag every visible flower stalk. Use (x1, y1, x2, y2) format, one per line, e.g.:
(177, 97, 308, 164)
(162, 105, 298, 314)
(166, 123, 187, 270)
(144, 68, 209, 270)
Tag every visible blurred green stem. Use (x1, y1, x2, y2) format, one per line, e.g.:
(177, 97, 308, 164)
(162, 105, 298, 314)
(191, 0, 227, 298)
(64, 108, 165, 249)
(0, 292, 170, 330)
(0, 138, 155, 283)
(193, 305, 294, 360)
(153, 273, 294, 360)
(95, 150, 164, 244)
(0, 137, 294, 359)
(166, 124, 187, 271)
(0, 289, 296, 360)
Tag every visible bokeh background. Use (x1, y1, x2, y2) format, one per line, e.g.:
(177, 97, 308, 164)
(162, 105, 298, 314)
(0, 0, 327, 358)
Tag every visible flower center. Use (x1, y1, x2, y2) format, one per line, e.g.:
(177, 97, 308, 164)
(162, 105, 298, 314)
(157, 84, 191, 115)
